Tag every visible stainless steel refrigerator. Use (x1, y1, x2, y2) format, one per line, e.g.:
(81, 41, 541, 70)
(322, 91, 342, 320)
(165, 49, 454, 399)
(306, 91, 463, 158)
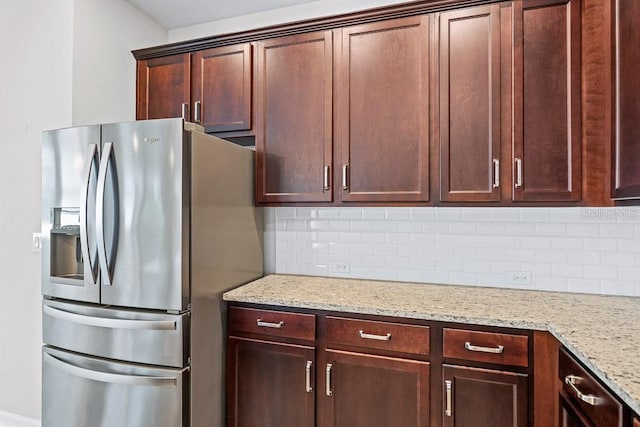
(40, 118, 263, 427)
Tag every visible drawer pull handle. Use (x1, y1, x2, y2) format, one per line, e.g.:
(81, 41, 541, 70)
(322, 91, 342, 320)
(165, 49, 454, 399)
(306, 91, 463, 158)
(326, 363, 333, 396)
(305, 361, 313, 393)
(256, 319, 284, 329)
(565, 375, 597, 406)
(464, 342, 504, 354)
(445, 380, 452, 417)
(359, 330, 392, 341)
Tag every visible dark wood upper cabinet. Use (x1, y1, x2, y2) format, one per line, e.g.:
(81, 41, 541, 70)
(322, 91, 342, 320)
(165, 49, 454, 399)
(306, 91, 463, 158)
(136, 54, 190, 120)
(339, 16, 430, 202)
(438, 5, 501, 202)
(255, 31, 333, 203)
(443, 364, 528, 427)
(612, 0, 640, 200)
(512, 0, 582, 202)
(324, 350, 430, 427)
(191, 44, 252, 133)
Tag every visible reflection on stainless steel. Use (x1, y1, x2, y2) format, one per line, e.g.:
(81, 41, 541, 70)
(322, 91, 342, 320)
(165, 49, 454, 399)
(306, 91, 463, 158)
(41, 119, 263, 427)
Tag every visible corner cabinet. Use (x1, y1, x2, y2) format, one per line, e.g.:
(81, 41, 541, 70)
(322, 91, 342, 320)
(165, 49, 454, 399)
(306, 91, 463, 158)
(338, 17, 430, 203)
(612, 0, 640, 200)
(136, 44, 253, 134)
(255, 31, 333, 203)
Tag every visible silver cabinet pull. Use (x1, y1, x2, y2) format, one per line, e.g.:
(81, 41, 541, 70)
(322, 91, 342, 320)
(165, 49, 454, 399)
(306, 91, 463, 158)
(358, 330, 391, 341)
(465, 342, 505, 354)
(445, 380, 452, 416)
(323, 165, 330, 191)
(181, 103, 188, 120)
(492, 158, 500, 188)
(326, 363, 333, 396)
(256, 319, 284, 329)
(514, 157, 523, 188)
(565, 375, 597, 406)
(305, 361, 313, 393)
(194, 101, 202, 123)
(342, 164, 349, 190)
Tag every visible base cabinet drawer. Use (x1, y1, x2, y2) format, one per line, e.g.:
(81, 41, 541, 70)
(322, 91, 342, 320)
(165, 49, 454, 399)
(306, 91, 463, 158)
(559, 348, 623, 427)
(443, 328, 529, 367)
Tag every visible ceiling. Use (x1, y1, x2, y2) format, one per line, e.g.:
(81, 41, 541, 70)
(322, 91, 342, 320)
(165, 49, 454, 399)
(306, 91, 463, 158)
(127, 0, 321, 29)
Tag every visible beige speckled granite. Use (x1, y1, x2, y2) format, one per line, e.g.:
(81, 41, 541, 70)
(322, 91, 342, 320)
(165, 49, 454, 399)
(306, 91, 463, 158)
(224, 274, 640, 415)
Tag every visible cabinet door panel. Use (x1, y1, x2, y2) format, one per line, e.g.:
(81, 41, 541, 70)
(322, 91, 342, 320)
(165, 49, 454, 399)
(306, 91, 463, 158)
(560, 392, 593, 427)
(192, 44, 252, 132)
(256, 31, 333, 202)
(136, 54, 190, 120)
(227, 337, 315, 427)
(513, 0, 581, 201)
(340, 17, 429, 202)
(325, 349, 429, 427)
(443, 364, 528, 427)
(439, 5, 501, 202)
(613, 0, 640, 199)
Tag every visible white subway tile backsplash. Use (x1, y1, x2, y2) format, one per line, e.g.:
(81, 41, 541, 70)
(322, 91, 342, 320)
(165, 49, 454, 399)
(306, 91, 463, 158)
(270, 207, 640, 297)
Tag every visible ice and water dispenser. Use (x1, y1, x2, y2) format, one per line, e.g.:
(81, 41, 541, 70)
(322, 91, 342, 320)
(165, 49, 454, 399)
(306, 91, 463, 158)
(49, 207, 83, 283)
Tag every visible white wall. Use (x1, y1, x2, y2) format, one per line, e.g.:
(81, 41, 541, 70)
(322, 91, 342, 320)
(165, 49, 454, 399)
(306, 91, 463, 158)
(267, 207, 640, 296)
(0, 0, 166, 421)
(168, 0, 412, 42)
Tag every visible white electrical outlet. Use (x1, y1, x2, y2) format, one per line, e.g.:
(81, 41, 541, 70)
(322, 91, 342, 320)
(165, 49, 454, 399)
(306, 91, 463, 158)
(32, 232, 42, 253)
(507, 271, 532, 286)
(332, 261, 350, 273)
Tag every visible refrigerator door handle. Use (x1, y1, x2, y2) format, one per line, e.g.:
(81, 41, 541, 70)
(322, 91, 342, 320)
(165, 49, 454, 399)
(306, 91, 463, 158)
(96, 142, 118, 286)
(80, 143, 99, 284)
(43, 304, 177, 330)
(43, 352, 178, 387)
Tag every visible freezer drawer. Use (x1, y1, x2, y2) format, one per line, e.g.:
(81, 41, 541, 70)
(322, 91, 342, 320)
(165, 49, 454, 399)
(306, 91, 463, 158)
(43, 346, 188, 427)
(43, 299, 189, 367)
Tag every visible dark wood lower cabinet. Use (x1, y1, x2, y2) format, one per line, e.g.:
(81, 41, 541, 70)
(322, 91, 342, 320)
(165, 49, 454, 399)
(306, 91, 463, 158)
(324, 349, 430, 427)
(633, 416, 640, 427)
(560, 392, 593, 427)
(442, 364, 528, 427)
(226, 337, 315, 427)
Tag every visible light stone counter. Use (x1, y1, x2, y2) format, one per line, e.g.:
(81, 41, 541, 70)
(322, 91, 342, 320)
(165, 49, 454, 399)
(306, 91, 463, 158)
(224, 274, 640, 415)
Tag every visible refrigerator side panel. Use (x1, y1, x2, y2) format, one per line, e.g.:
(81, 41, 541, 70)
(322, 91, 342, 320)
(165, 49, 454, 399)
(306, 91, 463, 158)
(42, 125, 101, 303)
(99, 118, 188, 311)
(43, 346, 189, 427)
(190, 133, 264, 427)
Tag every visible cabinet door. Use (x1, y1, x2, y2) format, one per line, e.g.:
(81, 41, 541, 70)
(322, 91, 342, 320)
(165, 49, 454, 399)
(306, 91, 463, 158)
(324, 349, 430, 427)
(439, 5, 501, 202)
(612, 0, 640, 200)
(191, 44, 252, 132)
(634, 416, 640, 427)
(136, 54, 190, 120)
(227, 337, 315, 427)
(339, 17, 429, 202)
(442, 364, 528, 427)
(255, 31, 333, 203)
(560, 392, 592, 427)
(512, 0, 581, 202)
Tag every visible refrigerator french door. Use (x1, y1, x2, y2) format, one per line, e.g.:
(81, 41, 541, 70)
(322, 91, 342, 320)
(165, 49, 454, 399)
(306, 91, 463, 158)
(41, 118, 264, 427)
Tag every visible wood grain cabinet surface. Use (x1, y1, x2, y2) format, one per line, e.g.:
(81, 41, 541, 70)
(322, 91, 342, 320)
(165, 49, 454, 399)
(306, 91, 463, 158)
(512, 0, 582, 202)
(255, 31, 333, 203)
(191, 44, 252, 133)
(438, 4, 502, 202)
(612, 0, 640, 200)
(136, 54, 190, 120)
(442, 364, 528, 427)
(338, 16, 430, 203)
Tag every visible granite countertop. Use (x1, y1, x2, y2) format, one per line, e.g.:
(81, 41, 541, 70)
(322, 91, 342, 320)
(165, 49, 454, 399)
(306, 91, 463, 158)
(224, 274, 640, 415)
